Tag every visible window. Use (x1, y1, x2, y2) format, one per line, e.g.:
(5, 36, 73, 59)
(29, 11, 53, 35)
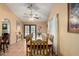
(24, 24, 36, 40)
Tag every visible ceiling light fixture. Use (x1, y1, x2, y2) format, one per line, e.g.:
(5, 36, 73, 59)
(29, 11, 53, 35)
(26, 4, 40, 21)
(27, 4, 34, 21)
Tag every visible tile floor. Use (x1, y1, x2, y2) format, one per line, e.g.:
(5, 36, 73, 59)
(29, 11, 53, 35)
(3, 40, 26, 56)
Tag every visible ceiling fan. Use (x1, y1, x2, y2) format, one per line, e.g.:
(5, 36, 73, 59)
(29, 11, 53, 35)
(24, 3, 40, 20)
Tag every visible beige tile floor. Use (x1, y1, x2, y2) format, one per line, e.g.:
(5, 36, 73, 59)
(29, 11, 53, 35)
(3, 40, 26, 56)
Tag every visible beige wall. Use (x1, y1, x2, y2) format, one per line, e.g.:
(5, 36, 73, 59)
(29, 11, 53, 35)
(48, 3, 79, 56)
(24, 21, 48, 34)
(0, 4, 23, 44)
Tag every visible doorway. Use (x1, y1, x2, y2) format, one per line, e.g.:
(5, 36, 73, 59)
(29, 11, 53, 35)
(48, 14, 59, 55)
(2, 18, 10, 44)
(24, 24, 37, 40)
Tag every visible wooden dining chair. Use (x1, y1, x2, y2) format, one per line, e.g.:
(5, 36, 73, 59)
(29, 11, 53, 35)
(26, 34, 33, 56)
(26, 35, 49, 56)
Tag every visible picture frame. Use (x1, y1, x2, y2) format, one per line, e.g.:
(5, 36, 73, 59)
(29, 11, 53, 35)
(2, 24, 7, 30)
(68, 3, 79, 33)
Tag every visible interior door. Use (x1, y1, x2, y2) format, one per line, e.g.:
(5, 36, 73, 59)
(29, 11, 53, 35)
(25, 25, 30, 37)
(30, 25, 36, 40)
(24, 24, 36, 40)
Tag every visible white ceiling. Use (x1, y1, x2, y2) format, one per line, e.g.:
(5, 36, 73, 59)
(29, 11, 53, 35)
(6, 3, 53, 22)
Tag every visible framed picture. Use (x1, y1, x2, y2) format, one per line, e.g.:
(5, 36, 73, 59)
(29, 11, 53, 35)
(68, 3, 79, 33)
(2, 24, 7, 30)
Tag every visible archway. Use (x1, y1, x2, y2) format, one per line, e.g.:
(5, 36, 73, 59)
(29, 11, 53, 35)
(2, 18, 10, 44)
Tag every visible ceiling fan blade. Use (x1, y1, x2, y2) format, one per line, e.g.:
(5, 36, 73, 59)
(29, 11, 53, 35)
(34, 17, 39, 19)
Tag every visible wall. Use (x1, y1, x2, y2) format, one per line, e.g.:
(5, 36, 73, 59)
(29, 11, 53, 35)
(48, 3, 79, 56)
(0, 4, 23, 44)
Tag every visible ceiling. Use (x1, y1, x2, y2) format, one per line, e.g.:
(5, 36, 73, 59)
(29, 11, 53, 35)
(6, 3, 53, 22)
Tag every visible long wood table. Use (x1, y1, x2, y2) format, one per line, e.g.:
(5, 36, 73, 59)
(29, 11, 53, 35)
(27, 39, 52, 44)
(26, 39, 53, 56)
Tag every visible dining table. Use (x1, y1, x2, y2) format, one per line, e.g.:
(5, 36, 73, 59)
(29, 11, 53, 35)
(26, 37, 53, 55)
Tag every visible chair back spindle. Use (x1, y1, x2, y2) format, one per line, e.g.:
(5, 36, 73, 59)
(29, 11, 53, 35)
(26, 34, 49, 56)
